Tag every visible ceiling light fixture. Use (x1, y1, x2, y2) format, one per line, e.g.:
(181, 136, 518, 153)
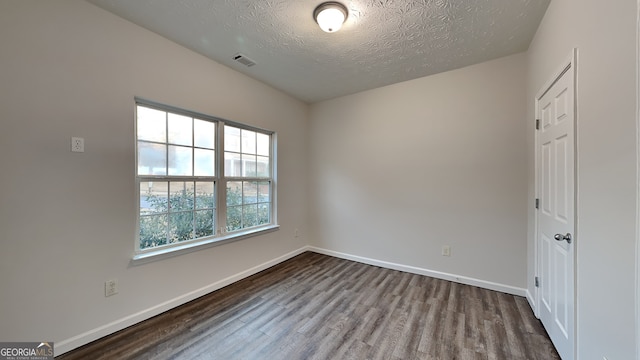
(313, 2, 348, 33)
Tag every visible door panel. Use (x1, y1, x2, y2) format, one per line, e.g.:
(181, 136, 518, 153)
(541, 234, 552, 311)
(555, 135, 568, 224)
(542, 142, 552, 215)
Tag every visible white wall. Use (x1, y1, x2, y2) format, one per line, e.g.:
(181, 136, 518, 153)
(0, 0, 309, 354)
(526, 0, 638, 358)
(309, 53, 528, 289)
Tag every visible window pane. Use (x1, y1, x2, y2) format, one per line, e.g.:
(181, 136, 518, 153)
(227, 181, 242, 206)
(169, 211, 194, 242)
(226, 206, 242, 231)
(168, 145, 193, 176)
(140, 214, 167, 249)
(257, 156, 270, 177)
(140, 181, 168, 214)
(257, 133, 270, 156)
(225, 126, 241, 153)
(136, 102, 275, 251)
(137, 106, 166, 143)
(195, 210, 214, 238)
(242, 154, 257, 177)
(243, 204, 258, 228)
(258, 181, 270, 203)
(243, 181, 258, 204)
(194, 119, 215, 149)
(258, 203, 270, 225)
(195, 182, 215, 210)
(169, 182, 194, 212)
(225, 152, 242, 177)
(241, 129, 256, 154)
(138, 142, 167, 175)
(168, 113, 192, 146)
(194, 149, 215, 176)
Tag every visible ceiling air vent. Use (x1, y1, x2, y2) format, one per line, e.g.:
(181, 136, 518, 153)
(233, 53, 256, 67)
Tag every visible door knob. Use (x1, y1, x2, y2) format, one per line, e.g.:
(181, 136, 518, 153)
(554, 233, 572, 244)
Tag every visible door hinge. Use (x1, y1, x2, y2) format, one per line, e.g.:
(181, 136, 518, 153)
(535, 276, 539, 288)
(535, 198, 539, 209)
(535, 119, 540, 130)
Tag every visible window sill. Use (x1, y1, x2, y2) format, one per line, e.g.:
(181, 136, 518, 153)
(131, 225, 280, 265)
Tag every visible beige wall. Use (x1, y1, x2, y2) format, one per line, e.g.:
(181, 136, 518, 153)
(526, 0, 638, 358)
(309, 53, 528, 289)
(0, 0, 309, 353)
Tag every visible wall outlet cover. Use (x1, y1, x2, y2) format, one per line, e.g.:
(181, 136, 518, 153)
(105, 279, 118, 297)
(71, 137, 84, 152)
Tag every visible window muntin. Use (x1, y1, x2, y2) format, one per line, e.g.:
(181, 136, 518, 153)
(135, 100, 275, 255)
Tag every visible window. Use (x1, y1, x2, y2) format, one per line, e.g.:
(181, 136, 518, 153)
(135, 99, 275, 257)
(224, 126, 272, 231)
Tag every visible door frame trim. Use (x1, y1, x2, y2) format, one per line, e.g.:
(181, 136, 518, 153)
(636, 1, 640, 358)
(533, 48, 578, 358)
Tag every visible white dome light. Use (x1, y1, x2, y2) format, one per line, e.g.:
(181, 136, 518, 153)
(314, 2, 348, 33)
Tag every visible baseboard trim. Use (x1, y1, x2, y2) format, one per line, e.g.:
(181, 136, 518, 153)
(307, 247, 527, 297)
(55, 246, 310, 356)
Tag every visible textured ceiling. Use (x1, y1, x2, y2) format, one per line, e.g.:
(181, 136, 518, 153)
(86, 0, 550, 103)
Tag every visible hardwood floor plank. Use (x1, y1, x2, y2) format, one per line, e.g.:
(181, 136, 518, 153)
(416, 300, 442, 354)
(464, 297, 488, 355)
(57, 252, 560, 360)
(392, 300, 426, 359)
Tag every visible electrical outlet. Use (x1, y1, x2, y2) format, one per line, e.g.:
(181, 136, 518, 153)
(294, 229, 299, 238)
(105, 279, 118, 297)
(442, 245, 451, 257)
(71, 137, 84, 152)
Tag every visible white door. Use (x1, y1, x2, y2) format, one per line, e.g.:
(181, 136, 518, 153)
(536, 56, 575, 360)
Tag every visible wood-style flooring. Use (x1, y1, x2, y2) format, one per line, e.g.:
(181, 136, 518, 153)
(57, 252, 559, 360)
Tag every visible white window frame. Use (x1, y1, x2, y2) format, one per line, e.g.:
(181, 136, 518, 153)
(134, 97, 278, 262)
